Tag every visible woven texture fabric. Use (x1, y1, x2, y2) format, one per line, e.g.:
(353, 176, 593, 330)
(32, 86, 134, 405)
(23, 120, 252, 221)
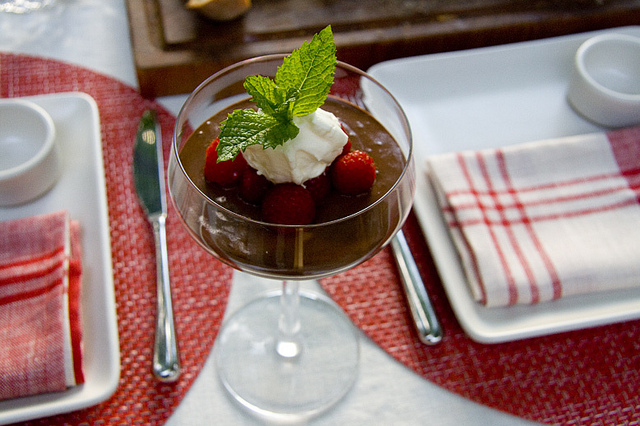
(2, 53, 639, 425)
(324, 214, 640, 425)
(0, 211, 83, 400)
(427, 128, 640, 307)
(1, 53, 233, 425)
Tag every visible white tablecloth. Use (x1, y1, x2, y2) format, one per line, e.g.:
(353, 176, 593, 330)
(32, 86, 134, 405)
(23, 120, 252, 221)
(0, 1, 540, 424)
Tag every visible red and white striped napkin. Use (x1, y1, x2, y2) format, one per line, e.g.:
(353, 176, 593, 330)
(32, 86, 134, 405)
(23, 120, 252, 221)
(427, 126, 640, 307)
(0, 211, 84, 400)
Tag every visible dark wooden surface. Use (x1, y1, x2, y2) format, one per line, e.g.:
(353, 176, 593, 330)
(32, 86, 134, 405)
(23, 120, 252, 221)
(126, 0, 640, 98)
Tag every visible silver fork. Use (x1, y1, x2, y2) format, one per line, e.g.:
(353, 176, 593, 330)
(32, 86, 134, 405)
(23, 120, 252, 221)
(391, 231, 443, 345)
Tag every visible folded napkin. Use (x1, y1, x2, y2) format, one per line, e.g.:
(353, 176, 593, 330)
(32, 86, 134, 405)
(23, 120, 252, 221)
(0, 211, 84, 400)
(427, 126, 640, 307)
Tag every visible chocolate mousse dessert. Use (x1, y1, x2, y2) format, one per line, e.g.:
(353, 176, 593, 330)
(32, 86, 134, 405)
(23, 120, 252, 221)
(178, 96, 406, 224)
(175, 26, 411, 278)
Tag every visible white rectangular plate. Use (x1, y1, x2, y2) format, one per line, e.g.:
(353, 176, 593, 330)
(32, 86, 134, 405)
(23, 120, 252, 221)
(369, 26, 640, 343)
(0, 92, 120, 423)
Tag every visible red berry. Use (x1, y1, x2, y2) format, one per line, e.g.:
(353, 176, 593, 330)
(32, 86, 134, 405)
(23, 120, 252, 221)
(204, 138, 247, 187)
(261, 183, 316, 225)
(340, 124, 352, 156)
(303, 172, 331, 202)
(330, 150, 376, 195)
(340, 139, 352, 157)
(240, 167, 272, 204)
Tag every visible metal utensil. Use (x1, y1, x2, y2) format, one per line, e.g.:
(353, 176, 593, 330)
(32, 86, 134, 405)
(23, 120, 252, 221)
(391, 230, 443, 345)
(133, 110, 181, 381)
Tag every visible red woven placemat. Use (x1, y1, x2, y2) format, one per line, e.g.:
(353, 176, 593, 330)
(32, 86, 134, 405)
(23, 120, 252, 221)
(1, 53, 233, 425)
(325, 211, 640, 426)
(2, 53, 639, 425)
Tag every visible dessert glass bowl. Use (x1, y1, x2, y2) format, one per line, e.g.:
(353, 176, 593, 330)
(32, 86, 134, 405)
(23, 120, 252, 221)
(168, 55, 415, 422)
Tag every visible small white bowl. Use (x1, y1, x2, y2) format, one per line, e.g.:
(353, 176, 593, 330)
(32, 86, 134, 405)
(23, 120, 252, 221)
(0, 98, 61, 206)
(567, 33, 640, 128)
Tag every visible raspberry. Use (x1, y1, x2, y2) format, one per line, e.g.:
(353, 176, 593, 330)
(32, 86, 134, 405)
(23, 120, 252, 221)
(303, 172, 331, 202)
(340, 139, 352, 156)
(261, 183, 316, 225)
(340, 125, 352, 156)
(204, 138, 247, 187)
(330, 150, 376, 195)
(240, 167, 272, 204)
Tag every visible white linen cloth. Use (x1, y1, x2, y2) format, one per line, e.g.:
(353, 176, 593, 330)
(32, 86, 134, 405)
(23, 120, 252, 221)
(427, 126, 640, 307)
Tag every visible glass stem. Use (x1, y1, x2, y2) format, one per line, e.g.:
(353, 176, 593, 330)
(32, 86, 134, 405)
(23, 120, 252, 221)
(276, 280, 302, 359)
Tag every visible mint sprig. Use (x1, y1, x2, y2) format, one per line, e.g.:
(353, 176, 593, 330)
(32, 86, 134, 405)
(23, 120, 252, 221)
(217, 25, 336, 161)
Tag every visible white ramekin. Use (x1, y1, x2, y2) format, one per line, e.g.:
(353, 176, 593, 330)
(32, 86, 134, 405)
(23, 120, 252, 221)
(567, 33, 640, 128)
(0, 98, 61, 206)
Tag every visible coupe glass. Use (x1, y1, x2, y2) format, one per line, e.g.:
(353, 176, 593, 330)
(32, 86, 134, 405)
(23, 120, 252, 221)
(168, 55, 415, 422)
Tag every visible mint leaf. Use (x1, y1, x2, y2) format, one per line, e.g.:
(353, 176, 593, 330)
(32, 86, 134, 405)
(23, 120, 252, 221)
(243, 75, 283, 117)
(217, 109, 299, 162)
(217, 25, 336, 161)
(276, 25, 336, 117)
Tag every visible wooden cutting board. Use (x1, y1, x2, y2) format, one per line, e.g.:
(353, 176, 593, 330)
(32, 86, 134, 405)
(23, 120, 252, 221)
(126, 0, 640, 98)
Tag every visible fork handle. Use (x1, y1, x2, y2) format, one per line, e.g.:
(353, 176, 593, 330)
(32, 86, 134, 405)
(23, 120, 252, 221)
(391, 231, 443, 345)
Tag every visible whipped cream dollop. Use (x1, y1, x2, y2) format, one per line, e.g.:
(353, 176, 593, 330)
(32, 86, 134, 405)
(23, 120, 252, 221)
(242, 108, 348, 185)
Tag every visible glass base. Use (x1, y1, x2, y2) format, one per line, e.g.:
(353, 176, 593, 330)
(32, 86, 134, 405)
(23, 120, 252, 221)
(214, 290, 360, 422)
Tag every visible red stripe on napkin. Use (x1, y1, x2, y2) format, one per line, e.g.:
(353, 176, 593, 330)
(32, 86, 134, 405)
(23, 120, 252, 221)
(456, 153, 514, 304)
(442, 172, 640, 226)
(495, 149, 561, 303)
(0, 277, 63, 306)
(609, 126, 640, 203)
(0, 247, 66, 271)
(428, 126, 640, 307)
(68, 221, 84, 385)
